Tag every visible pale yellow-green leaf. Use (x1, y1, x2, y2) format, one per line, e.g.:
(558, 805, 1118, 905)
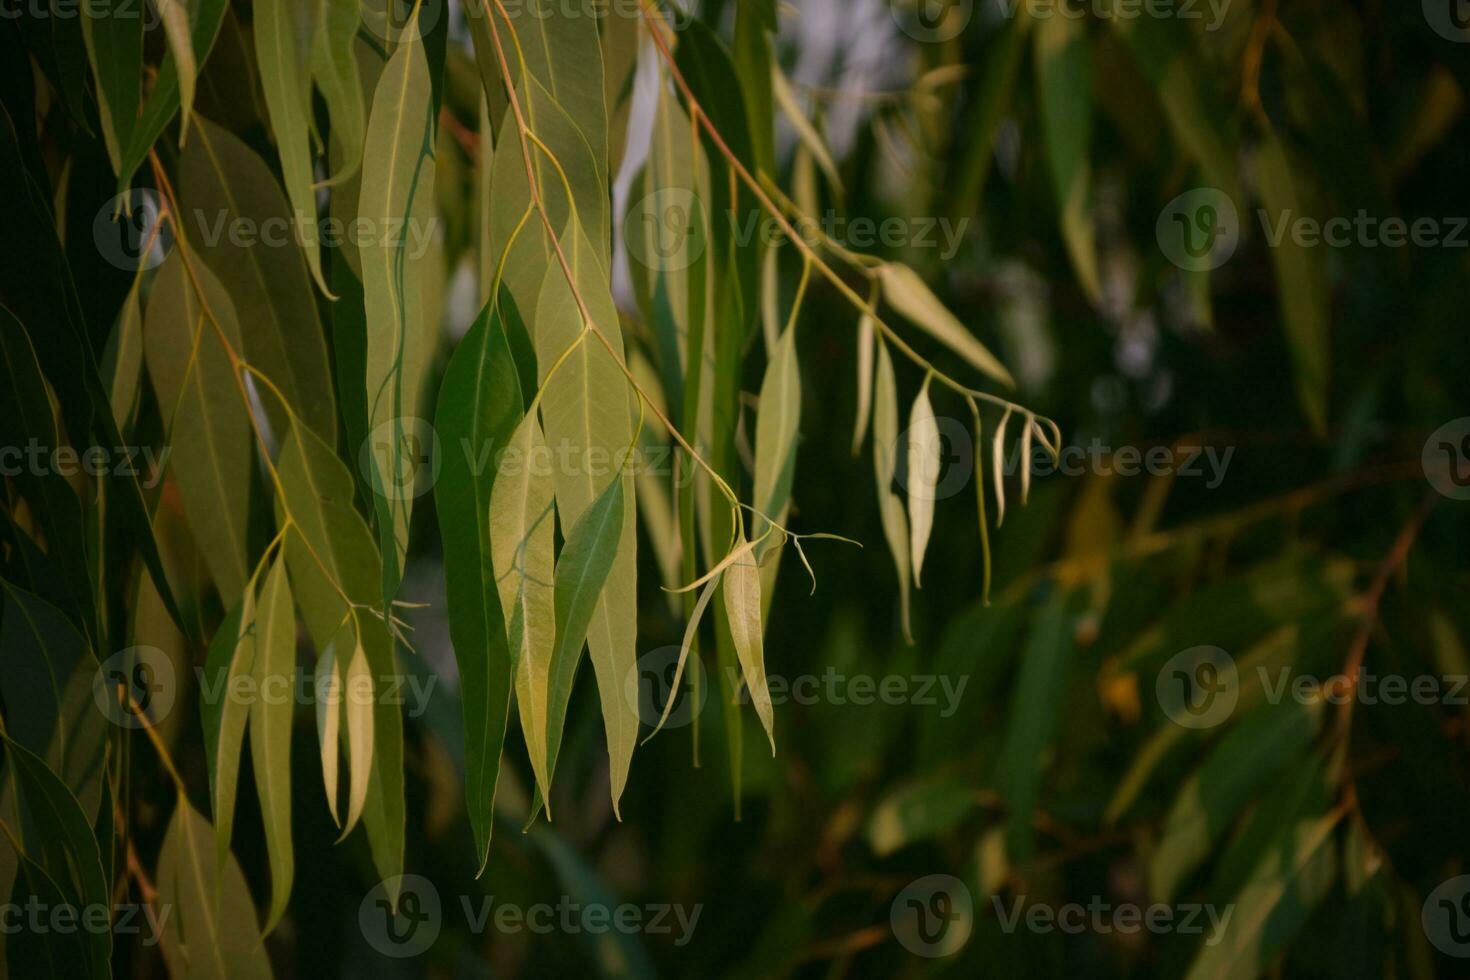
(255, 0, 332, 295)
(250, 556, 296, 935)
(723, 534, 775, 754)
(754, 325, 801, 523)
(488, 411, 558, 804)
(340, 629, 374, 838)
(906, 376, 939, 588)
(533, 221, 639, 814)
(878, 263, 1015, 389)
(852, 305, 875, 455)
(142, 249, 252, 600)
(313, 0, 366, 184)
(772, 66, 844, 196)
(314, 645, 341, 827)
(152, 0, 196, 143)
(873, 339, 913, 642)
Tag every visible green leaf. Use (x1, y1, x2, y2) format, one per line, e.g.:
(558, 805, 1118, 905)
(1149, 700, 1323, 903)
(1184, 813, 1340, 980)
(143, 248, 254, 600)
(753, 325, 800, 524)
(546, 475, 628, 796)
(872, 339, 912, 642)
(199, 596, 253, 879)
(1034, 12, 1101, 306)
(433, 296, 524, 871)
(155, 798, 274, 980)
(154, 0, 197, 142)
(724, 532, 775, 754)
(254, 0, 331, 296)
(999, 595, 1074, 863)
(532, 221, 640, 814)
(80, 0, 142, 174)
(2, 737, 110, 979)
(878, 263, 1015, 389)
(488, 411, 558, 806)
(115, 0, 229, 190)
(178, 116, 338, 445)
(312, 0, 366, 185)
(906, 376, 939, 588)
(1255, 132, 1331, 437)
(359, 25, 438, 594)
(6, 851, 91, 978)
(249, 556, 296, 935)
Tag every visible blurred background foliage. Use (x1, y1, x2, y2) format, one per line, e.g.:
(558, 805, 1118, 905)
(4, 0, 1470, 977)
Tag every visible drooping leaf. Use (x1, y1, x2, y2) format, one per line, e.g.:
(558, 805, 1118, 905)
(753, 325, 800, 527)
(199, 595, 253, 877)
(312, 0, 366, 184)
(488, 411, 557, 805)
(723, 533, 775, 754)
(360, 24, 438, 594)
(143, 248, 254, 600)
(878, 263, 1015, 389)
(1034, 12, 1101, 306)
(254, 0, 331, 295)
(532, 221, 640, 814)
(155, 798, 274, 980)
(545, 475, 628, 795)
(80, 0, 142, 174)
(178, 116, 339, 445)
(153, 0, 198, 142)
(433, 295, 524, 870)
(250, 556, 296, 935)
(906, 376, 939, 588)
(872, 339, 912, 642)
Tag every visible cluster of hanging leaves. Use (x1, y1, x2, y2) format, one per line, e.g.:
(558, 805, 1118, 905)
(0, 0, 1057, 965)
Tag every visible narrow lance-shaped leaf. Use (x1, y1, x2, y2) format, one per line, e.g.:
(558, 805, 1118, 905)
(250, 556, 296, 935)
(873, 338, 913, 642)
(724, 533, 776, 754)
(255, 0, 332, 295)
(1034, 12, 1102, 306)
(199, 597, 253, 878)
(80, 0, 142, 174)
(533, 220, 639, 815)
(753, 325, 801, 526)
(143, 248, 253, 600)
(360, 25, 438, 594)
(155, 798, 274, 980)
(906, 375, 939, 588)
(544, 475, 628, 798)
(878, 263, 1015, 389)
(313, 0, 366, 185)
(179, 115, 339, 445)
(488, 411, 558, 806)
(152, 0, 197, 143)
(852, 304, 875, 455)
(433, 297, 524, 871)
